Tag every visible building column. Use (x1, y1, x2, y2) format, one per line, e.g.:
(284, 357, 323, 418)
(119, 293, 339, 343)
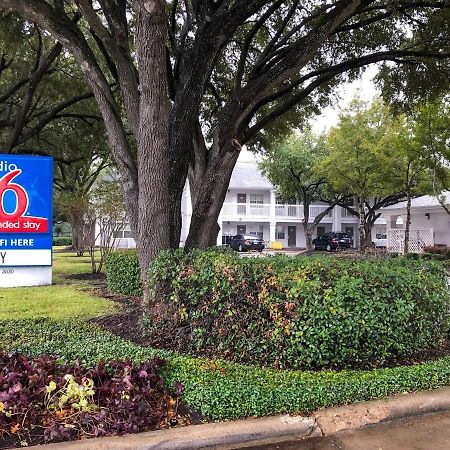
(270, 189, 276, 220)
(269, 221, 276, 247)
(332, 205, 340, 231)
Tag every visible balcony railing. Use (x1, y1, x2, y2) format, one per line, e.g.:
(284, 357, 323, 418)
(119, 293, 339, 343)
(275, 204, 303, 218)
(223, 203, 270, 217)
(222, 203, 332, 219)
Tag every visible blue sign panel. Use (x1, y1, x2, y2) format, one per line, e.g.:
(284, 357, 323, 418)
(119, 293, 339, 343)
(0, 155, 53, 266)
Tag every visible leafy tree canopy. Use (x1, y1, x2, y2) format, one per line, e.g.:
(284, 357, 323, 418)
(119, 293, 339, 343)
(259, 130, 327, 202)
(2, 0, 450, 281)
(0, 11, 102, 161)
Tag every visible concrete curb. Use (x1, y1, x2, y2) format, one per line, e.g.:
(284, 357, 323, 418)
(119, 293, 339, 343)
(314, 386, 450, 435)
(40, 386, 450, 450)
(41, 415, 318, 450)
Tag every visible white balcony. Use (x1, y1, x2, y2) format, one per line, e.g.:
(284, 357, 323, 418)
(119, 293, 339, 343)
(223, 203, 270, 217)
(275, 204, 304, 218)
(222, 203, 332, 220)
(309, 205, 332, 218)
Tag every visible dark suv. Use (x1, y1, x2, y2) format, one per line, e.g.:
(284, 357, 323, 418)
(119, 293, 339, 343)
(313, 232, 352, 251)
(229, 234, 265, 252)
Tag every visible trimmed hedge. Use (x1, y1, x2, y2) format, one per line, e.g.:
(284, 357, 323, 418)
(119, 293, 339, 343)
(3, 318, 450, 420)
(105, 250, 142, 296)
(53, 236, 72, 246)
(423, 245, 450, 259)
(144, 250, 450, 370)
(105, 247, 234, 297)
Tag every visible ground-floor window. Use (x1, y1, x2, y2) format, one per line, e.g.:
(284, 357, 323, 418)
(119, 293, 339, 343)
(375, 227, 387, 239)
(275, 225, 285, 239)
(247, 224, 264, 239)
(113, 226, 134, 239)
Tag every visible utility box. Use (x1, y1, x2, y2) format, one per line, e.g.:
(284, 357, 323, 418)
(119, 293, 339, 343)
(271, 241, 283, 250)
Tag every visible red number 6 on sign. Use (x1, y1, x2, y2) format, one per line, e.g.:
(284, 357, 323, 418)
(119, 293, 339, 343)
(0, 170, 28, 220)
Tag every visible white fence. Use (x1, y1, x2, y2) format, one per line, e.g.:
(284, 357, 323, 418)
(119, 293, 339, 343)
(387, 228, 433, 254)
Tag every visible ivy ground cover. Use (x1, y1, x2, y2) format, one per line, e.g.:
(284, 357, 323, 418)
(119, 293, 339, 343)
(3, 318, 450, 422)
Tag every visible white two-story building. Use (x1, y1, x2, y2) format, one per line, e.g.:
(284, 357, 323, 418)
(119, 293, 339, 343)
(179, 157, 386, 249)
(112, 154, 389, 250)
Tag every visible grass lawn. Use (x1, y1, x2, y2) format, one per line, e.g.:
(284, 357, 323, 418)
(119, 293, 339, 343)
(0, 248, 118, 320)
(52, 249, 95, 276)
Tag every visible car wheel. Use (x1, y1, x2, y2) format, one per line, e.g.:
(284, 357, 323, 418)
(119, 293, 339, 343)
(238, 244, 244, 252)
(258, 248, 263, 253)
(326, 244, 331, 252)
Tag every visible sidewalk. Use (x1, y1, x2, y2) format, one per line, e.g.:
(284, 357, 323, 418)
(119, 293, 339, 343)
(40, 386, 450, 450)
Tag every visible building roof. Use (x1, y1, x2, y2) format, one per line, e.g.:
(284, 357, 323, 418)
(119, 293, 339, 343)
(383, 192, 450, 210)
(228, 159, 273, 189)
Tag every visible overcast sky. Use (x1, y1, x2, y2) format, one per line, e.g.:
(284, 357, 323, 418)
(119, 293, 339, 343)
(310, 65, 379, 134)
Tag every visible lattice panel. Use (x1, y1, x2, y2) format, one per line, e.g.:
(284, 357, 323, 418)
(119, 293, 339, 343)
(387, 229, 433, 254)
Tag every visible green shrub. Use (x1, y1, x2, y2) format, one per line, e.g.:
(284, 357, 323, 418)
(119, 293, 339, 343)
(3, 318, 450, 420)
(145, 250, 450, 370)
(105, 246, 234, 296)
(105, 250, 142, 296)
(53, 236, 72, 246)
(423, 245, 450, 259)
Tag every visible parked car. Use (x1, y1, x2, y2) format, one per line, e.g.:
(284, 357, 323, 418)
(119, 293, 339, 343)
(229, 234, 265, 252)
(313, 232, 352, 251)
(373, 233, 388, 248)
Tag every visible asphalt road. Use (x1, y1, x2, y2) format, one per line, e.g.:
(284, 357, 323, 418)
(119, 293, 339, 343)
(237, 410, 450, 450)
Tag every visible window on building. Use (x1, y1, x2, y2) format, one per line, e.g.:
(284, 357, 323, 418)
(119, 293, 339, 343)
(316, 226, 326, 237)
(249, 193, 264, 204)
(113, 230, 124, 238)
(124, 230, 134, 238)
(275, 225, 285, 239)
(248, 224, 264, 239)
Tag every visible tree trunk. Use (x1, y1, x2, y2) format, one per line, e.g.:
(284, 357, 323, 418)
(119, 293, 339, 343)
(185, 145, 239, 248)
(404, 189, 412, 254)
(358, 200, 367, 252)
(67, 200, 90, 256)
(363, 230, 373, 249)
(363, 222, 374, 249)
(168, 120, 192, 249)
(69, 214, 85, 256)
(304, 226, 313, 254)
(135, 2, 171, 304)
(302, 199, 313, 254)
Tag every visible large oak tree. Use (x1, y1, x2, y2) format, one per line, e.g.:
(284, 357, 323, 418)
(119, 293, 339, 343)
(2, 0, 449, 292)
(0, 11, 101, 159)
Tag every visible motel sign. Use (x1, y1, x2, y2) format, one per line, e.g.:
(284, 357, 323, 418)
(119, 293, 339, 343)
(0, 155, 53, 287)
